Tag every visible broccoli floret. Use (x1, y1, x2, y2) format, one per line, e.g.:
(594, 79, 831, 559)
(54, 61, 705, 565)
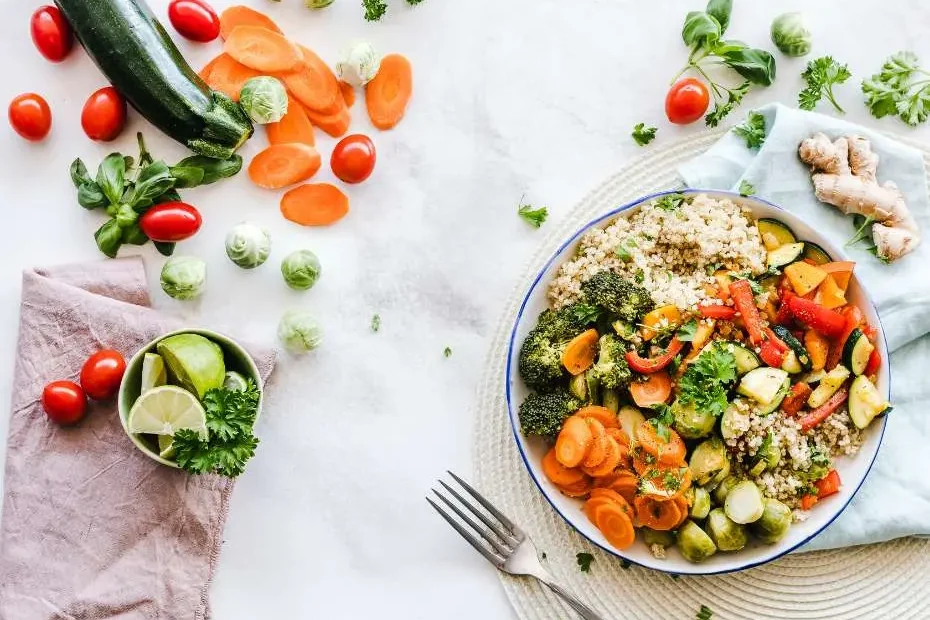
(518, 306, 591, 389)
(581, 271, 654, 322)
(519, 388, 582, 438)
(591, 334, 632, 389)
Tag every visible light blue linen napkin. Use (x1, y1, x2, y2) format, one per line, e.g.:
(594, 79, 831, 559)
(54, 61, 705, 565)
(679, 102, 930, 551)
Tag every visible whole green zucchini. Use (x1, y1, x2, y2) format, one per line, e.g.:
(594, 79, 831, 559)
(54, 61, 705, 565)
(55, 0, 253, 158)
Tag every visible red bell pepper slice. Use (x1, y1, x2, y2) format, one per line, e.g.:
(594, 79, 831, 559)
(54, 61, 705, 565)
(781, 382, 813, 416)
(625, 337, 685, 374)
(786, 296, 846, 338)
(775, 290, 795, 326)
(815, 469, 841, 499)
(798, 387, 849, 431)
(864, 348, 881, 375)
(729, 279, 764, 344)
(759, 339, 786, 368)
(826, 306, 865, 370)
(764, 328, 789, 353)
(698, 304, 737, 320)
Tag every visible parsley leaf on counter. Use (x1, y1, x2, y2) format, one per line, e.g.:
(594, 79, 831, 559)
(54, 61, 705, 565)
(632, 123, 657, 146)
(799, 56, 851, 113)
(678, 344, 737, 417)
(443, 347, 453, 358)
(371, 314, 382, 333)
(576, 552, 594, 572)
(738, 180, 755, 196)
(518, 196, 548, 228)
(363, 0, 388, 21)
(862, 51, 930, 125)
(733, 110, 766, 149)
(704, 80, 751, 128)
(697, 604, 714, 620)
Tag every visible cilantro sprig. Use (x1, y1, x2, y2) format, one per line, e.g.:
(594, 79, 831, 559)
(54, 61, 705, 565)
(656, 193, 687, 212)
(632, 123, 658, 146)
(799, 56, 852, 113)
(518, 195, 548, 228)
(862, 51, 930, 125)
(733, 110, 766, 149)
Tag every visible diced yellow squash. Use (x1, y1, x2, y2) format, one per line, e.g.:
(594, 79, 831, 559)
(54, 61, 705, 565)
(640, 304, 681, 341)
(714, 270, 732, 299)
(821, 261, 855, 292)
(818, 274, 847, 310)
(784, 261, 827, 296)
(761, 232, 782, 251)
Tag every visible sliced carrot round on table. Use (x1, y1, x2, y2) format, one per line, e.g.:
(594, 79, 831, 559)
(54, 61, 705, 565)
(280, 183, 350, 226)
(249, 143, 321, 189)
(555, 415, 592, 468)
(633, 495, 682, 531)
(581, 418, 609, 469)
(224, 25, 302, 73)
(592, 502, 636, 549)
(280, 45, 341, 113)
(581, 436, 621, 478)
(574, 405, 620, 429)
(542, 447, 586, 487)
(636, 420, 686, 465)
(266, 97, 316, 147)
(201, 53, 260, 102)
(339, 81, 356, 108)
(365, 53, 413, 130)
(219, 5, 282, 40)
(302, 102, 351, 138)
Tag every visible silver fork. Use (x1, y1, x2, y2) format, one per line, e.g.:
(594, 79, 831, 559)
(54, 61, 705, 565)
(427, 471, 605, 620)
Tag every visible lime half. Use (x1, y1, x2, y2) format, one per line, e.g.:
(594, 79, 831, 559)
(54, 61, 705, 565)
(141, 353, 168, 393)
(223, 371, 249, 392)
(128, 386, 207, 436)
(158, 434, 177, 460)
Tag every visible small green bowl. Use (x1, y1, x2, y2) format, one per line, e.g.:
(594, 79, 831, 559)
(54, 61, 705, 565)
(117, 328, 263, 468)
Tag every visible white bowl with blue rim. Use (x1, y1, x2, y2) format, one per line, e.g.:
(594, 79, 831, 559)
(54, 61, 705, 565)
(505, 189, 890, 575)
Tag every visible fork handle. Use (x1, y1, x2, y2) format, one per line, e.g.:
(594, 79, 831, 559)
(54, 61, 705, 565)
(541, 581, 605, 620)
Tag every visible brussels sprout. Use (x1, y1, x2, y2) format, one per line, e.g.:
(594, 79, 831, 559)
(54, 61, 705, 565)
(771, 12, 812, 57)
(750, 498, 793, 543)
(278, 309, 323, 353)
(335, 40, 382, 87)
(690, 487, 712, 520)
(225, 222, 271, 269)
(601, 388, 620, 413)
(675, 520, 717, 563)
(239, 76, 289, 124)
(689, 437, 729, 486)
(642, 528, 675, 548)
(706, 508, 748, 551)
(712, 475, 741, 506)
(721, 401, 749, 441)
(618, 405, 646, 444)
(281, 250, 322, 290)
(749, 431, 781, 476)
(305, 0, 334, 7)
(724, 480, 765, 524)
(160, 256, 206, 300)
(672, 398, 715, 439)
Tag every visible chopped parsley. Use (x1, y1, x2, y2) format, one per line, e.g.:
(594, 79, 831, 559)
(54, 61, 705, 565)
(576, 552, 594, 572)
(696, 604, 714, 620)
(570, 303, 603, 325)
(518, 196, 548, 229)
(443, 347, 453, 358)
(362, 0, 388, 21)
(678, 344, 737, 417)
(733, 110, 766, 149)
(668, 353, 684, 375)
(371, 314, 381, 332)
(676, 318, 699, 342)
(655, 193, 687, 212)
(648, 403, 676, 442)
(738, 180, 755, 197)
(620, 559, 631, 569)
(634, 268, 645, 284)
(632, 123, 658, 146)
(615, 245, 632, 262)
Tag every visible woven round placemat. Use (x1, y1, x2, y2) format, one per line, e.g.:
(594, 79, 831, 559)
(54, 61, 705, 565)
(473, 128, 930, 620)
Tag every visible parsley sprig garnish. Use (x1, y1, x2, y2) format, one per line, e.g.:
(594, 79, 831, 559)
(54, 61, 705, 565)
(799, 56, 852, 113)
(632, 123, 657, 146)
(576, 552, 595, 572)
(863, 51, 930, 125)
(655, 193, 687, 212)
(733, 110, 766, 149)
(678, 344, 737, 417)
(517, 195, 548, 228)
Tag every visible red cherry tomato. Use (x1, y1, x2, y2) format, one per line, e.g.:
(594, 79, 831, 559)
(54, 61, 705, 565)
(139, 202, 203, 242)
(9, 93, 52, 141)
(30, 6, 74, 63)
(330, 134, 377, 184)
(665, 78, 711, 125)
(81, 87, 127, 142)
(168, 0, 220, 42)
(42, 381, 87, 425)
(80, 349, 127, 401)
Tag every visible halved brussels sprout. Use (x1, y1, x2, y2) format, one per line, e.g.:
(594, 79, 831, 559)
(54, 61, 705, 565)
(712, 475, 741, 506)
(672, 398, 715, 439)
(642, 527, 675, 548)
(721, 400, 750, 441)
(689, 436, 729, 486)
(676, 520, 717, 563)
(749, 430, 781, 476)
(618, 405, 645, 444)
(690, 487, 712, 520)
(706, 508, 749, 551)
(724, 480, 766, 524)
(750, 497, 793, 543)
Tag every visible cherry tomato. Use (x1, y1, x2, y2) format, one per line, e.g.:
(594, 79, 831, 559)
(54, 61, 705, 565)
(665, 78, 711, 125)
(330, 134, 376, 184)
(80, 350, 127, 401)
(42, 381, 87, 425)
(9, 93, 52, 141)
(30, 6, 73, 63)
(139, 202, 203, 242)
(168, 0, 220, 42)
(81, 87, 127, 142)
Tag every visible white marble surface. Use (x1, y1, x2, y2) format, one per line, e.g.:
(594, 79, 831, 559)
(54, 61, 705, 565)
(2, 0, 930, 617)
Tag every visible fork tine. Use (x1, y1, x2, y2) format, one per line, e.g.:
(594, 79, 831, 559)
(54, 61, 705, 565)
(431, 490, 512, 556)
(447, 471, 520, 535)
(426, 496, 505, 567)
(437, 480, 517, 545)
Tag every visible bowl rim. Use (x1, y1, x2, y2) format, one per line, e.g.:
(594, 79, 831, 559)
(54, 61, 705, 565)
(504, 188, 890, 575)
(117, 327, 264, 468)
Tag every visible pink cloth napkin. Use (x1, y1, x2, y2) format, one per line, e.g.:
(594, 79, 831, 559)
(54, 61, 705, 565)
(0, 258, 275, 619)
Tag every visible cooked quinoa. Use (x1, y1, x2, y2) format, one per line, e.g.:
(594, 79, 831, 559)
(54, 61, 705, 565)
(548, 194, 767, 310)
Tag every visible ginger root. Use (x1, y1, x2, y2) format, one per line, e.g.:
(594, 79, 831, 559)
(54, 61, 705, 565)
(798, 132, 920, 262)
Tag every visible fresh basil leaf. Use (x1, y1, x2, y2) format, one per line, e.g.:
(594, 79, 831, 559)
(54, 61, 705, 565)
(70, 158, 91, 189)
(682, 11, 721, 48)
(154, 189, 183, 205)
(77, 182, 108, 210)
(170, 166, 206, 189)
(172, 154, 243, 186)
(127, 161, 175, 209)
(123, 156, 135, 173)
(115, 204, 139, 228)
(706, 0, 732, 34)
(712, 39, 749, 55)
(720, 48, 776, 86)
(121, 222, 149, 245)
(153, 241, 176, 257)
(94, 219, 124, 258)
(96, 153, 126, 205)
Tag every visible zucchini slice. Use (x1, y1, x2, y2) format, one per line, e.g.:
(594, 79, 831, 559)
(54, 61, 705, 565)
(757, 378, 791, 414)
(807, 365, 851, 408)
(767, 242, 805, 268)
(842, 328, 875, 376)
(738, 367, 790, 404)
(848, 375, 891, 429)
(724, 480, 765, 524)
(725, 342, 762, 375)
(757, 218, 797, 250)
(771, 325, 812, 372)
(781, 350, 803, 374)
(569, 372, 588, 401)
(802, 242, 832, 265)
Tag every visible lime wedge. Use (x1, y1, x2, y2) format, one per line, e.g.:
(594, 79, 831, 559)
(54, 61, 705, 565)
(223, 371, 249, 392)
(158, 434, 177, 460)
(128, 385, 207, 436)
(156, 333, 225, 400)
(141, 353, 168, 393)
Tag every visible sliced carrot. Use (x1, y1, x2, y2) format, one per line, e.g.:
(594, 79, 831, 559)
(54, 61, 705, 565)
(636, 420, 686, 466)
(280, 183, 350, 226)
(266, 97, 316, 147)
(673, 495, 690, 527)
(804, 329, 829, 372)
(605, 470, 638, 504)
(629, 371, 672, 408)
(638, 462, 692, 500)
(633, 495, 681, 531)
(280, 46, 342, 113)
(556, 477, 593, 498)
(561, 329, 599, 376)
(574, 405, 619, 429)
(365, 53, 413, 130)
(339, 81, 356, 107)
(555, 416, 593, 468)
(581, 437, 621, 478)
(542, 448, 586, 487)
(591, 502, 636, 549)
(224, 26, 302, 73)
(202, 53, 260, 102)
(582, 418, 610, 469)
(198, 54, 223, 82)
(302, 102, 351, 138)
(587, 488, 634, 520)
(605, 427, 630, 446)
(219, 5, 282, 40)
(248, 143, 321, 189)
